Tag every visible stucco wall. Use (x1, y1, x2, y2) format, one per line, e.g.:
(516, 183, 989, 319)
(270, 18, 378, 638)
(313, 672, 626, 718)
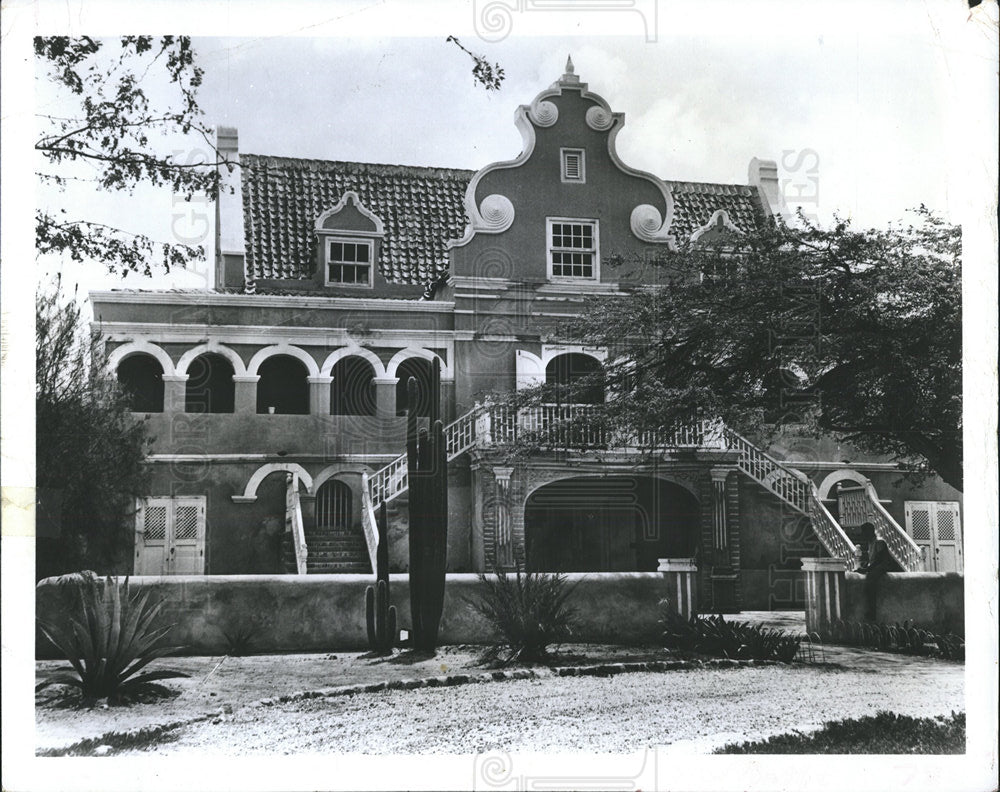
(36, 571, 672, 656)
(841, 571, 964, 636)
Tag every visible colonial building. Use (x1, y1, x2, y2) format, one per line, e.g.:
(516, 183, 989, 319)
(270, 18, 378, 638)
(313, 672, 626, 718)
(91, 60, 963, 611)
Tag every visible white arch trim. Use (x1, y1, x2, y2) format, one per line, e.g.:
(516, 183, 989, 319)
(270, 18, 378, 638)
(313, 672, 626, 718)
(540, 345, 608, 368)
(175, 342, 248, 377)
(234, 463, 314, 502)
(108, 340, 175, 376)
(515, 350, 544, 390)
(310, 465, 371, 495)
(247, 344, 320, 377)
(320, 346, 387, 378)
(816, 469, 872, 501)
(386, 347, 453, 380)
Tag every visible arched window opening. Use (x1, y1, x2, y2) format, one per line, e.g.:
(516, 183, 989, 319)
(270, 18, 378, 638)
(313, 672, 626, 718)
(331, 357, 376, 416)
(545, 353, 604, 404)
(257, 355, 309, 415)
(395, 357, 434, 417)
(117, 354, 164, 412)
(316, 479, 353, 530)
(185, 353, 235, 413)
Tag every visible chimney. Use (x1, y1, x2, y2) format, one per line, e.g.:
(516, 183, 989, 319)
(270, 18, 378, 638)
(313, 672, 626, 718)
(215, 126, 245, 289)
(748, 157, 786, 218)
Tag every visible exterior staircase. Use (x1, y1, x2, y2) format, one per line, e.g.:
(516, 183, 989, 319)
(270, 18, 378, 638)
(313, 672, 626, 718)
(347, 405, 925, 576)
(282, 526, 372, 574)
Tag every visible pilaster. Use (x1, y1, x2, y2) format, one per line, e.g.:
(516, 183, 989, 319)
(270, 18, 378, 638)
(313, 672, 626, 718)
(233, 374, 260, 414)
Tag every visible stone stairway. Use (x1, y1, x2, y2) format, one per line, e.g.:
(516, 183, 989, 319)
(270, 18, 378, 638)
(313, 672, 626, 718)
(283, 527, 372, 574)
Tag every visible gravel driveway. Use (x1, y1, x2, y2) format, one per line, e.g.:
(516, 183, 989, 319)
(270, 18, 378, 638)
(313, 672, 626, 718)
(119, 659, 963, 755)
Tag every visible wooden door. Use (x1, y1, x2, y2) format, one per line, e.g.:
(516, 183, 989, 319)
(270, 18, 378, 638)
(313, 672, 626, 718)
(904, 501, 963, 573)
(135, 497, 206, 575)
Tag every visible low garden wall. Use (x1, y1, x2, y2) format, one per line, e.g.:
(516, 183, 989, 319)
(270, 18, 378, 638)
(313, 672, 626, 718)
(842, 571, 965, 636)
(801, 558, 964, 638)
(36, 571, 675, 657)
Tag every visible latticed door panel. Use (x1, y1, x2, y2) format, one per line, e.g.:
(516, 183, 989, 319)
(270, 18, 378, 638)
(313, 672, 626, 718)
(171, 498, 206, 575)
(135, 499, 169, 575)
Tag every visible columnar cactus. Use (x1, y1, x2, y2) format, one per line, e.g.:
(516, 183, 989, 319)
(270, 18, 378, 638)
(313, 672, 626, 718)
(406, 357, 449, 651)
(365, 502, 396, 653)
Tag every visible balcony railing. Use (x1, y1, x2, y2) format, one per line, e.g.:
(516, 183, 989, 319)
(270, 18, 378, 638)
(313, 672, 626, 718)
(479, 404, 724, 451)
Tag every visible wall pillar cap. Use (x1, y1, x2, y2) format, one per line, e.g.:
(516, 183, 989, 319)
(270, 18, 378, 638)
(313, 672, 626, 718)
(801, 557, 849, 573)
(710, 466, 737, 482)
(160, 373, 189, 383)
(657, 557, 698, 573)
(307, 375, 334, 385)
(233, 374, 261, 383)
(373, 377, 399, 385)
(493, 466, 514, 480)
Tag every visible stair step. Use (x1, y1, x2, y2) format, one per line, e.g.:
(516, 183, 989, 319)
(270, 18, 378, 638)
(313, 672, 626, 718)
(309, 550, 368, 560)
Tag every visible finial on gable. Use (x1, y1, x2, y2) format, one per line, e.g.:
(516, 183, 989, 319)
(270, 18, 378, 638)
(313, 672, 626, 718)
(561, 54, 580, 84)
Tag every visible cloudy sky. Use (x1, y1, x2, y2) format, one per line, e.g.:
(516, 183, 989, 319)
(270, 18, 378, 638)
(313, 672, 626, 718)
(20, 0, 996, 297)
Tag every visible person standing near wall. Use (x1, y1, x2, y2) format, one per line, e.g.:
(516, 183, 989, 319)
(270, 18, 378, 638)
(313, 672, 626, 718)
(855, 522, 902, 622)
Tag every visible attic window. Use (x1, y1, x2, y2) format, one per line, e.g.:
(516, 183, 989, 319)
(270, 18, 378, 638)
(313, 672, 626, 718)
(326, 239, 373, 287)
(561, 148, 585, 183)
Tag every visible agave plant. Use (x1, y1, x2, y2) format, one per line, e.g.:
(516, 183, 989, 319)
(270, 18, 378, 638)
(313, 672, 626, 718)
(36, 574, 187, 704)
(469, 566, 578, 665)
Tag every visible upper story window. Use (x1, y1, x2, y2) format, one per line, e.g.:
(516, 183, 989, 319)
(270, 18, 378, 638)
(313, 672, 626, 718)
(326, 238, 373, 287)
(561, 148, 585, 183)
(547, 219, 599, 280)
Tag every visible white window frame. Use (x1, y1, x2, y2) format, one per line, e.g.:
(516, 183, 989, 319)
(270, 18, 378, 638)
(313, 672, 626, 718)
(324, 237, 374, 288)
(546, 218, 600, 281)
(560, 148, 585, 183)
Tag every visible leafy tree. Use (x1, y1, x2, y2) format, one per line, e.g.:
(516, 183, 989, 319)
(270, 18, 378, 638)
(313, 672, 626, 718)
(35, 36, 227, 277)
(36, 279, 152, 579)
(492, 208, 962, 491)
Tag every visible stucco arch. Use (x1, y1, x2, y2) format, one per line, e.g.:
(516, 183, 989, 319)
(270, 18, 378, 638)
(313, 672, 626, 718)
(386, 347, 452, 380)
(108, 340, 175, 376)
(816, 469, 872, 500)
(176, 342, 248, 377)
(540, 345, 607, 368)
(247, 344, 320, 377)
(310, 464, 372, 495)
(320, 347, 387, 378)
(515, 349, 544, 390)
(233, 463, 314, 502)
(522, 471, 701, 504)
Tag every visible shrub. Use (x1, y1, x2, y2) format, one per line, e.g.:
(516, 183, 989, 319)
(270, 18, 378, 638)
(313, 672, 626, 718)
(715, 711, 966, 754)
(36, 574, 188, 704)
(469, 567, 578, 666)
(659, 605, 801, 663)
(827, 618, 964, 660)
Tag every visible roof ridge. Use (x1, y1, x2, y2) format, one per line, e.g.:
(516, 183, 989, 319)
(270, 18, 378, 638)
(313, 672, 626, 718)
(240, 152, 476, 179)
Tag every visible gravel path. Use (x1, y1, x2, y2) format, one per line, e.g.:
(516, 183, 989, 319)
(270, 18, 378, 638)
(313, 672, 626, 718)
(119, 659, 963, 755)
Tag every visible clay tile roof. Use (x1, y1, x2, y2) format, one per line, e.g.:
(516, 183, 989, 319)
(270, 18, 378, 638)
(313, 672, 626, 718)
(240, 154, 475, 288)
(240, 154, 765, 290)
(667, 181, 764, 240)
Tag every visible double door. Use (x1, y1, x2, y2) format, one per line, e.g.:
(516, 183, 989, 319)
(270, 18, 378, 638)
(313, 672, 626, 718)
(904, 501, 963, 573)
(134, 496, 206, 575)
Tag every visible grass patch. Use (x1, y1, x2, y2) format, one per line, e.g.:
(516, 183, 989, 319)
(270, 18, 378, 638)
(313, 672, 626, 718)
(715, 711, 965, 754)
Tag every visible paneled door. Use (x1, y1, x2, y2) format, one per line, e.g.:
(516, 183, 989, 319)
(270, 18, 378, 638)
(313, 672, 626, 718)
(134, 496, 206, 575)
(904, 501, 963, 573)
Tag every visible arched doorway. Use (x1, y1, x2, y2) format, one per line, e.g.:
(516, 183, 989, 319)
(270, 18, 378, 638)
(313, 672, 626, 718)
(545, 353, 604, 404)
(117, 354, 164, 412)
(316, 479, 354, 531)
(524, 476, 699, 572)
(395, 357, 434, 417)
(330, 356, 376, 416)
(257, 355, 309, 414)
(185, 353, 235, 413)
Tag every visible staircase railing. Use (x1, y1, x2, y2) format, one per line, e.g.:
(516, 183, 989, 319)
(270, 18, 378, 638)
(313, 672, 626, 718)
(286, 473, 308, 575)
(359, 472, 380, 574)
(722, 428, 856, 562)
(864, 481, 924, 572)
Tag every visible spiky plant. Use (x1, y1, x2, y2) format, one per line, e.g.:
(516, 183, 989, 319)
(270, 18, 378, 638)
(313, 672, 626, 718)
(36, 575, 187, 704)
(469, 566, 577, 666)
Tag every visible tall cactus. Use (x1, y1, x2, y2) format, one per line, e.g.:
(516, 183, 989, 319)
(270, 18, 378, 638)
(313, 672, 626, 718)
(365, 502, 396, 653)
(406, 358, 449, 651)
